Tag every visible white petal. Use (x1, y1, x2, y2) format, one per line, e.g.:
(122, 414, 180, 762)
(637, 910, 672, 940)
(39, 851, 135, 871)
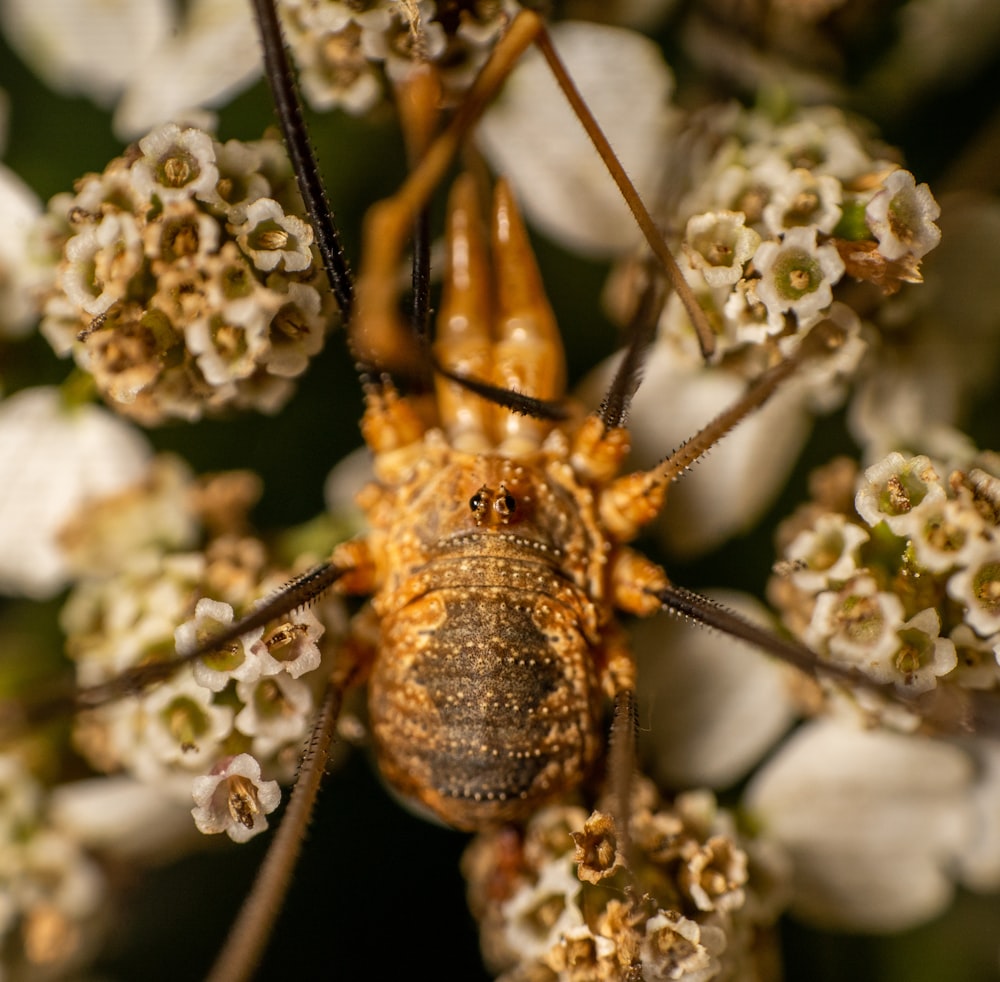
(634, 590, 798, 789)
(49, 776, 197, 861)
(0, 388, 151, 597)
(745, 719, 975, 931)
(113, 0, 261, 139)
(1, 0, 174, 106)
(0, 163, 44, 337)
(478, 21, 676, 257)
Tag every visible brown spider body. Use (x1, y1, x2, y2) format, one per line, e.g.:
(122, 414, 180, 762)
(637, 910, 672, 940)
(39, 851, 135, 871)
(338, 175, 653, 828)
(367, 449, 608, 828)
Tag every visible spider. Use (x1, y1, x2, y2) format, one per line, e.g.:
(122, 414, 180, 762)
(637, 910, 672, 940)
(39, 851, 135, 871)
(2, 2, 1000, 981)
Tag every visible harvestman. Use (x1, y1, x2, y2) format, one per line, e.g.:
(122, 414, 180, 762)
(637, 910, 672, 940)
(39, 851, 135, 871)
(7, 2, 995, 980)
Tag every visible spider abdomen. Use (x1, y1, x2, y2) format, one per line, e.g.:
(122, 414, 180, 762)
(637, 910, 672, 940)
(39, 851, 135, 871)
(369, 558, 603, 830)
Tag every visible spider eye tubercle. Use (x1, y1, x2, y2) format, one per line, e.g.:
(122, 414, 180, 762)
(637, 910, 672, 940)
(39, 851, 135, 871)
(494, 486, 516, 521)
(469, 487, 490, 522)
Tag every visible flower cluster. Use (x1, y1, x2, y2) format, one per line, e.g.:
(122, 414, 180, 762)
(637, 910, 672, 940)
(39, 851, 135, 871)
(58, 454, 346, 841)
(0, 754, 106, 978)
(463, 778, 781, 982)
(645, 105, 939, 383)
(769, 450, 1000, 710)
(36, 123, 335, 424)
(281, 0, 514, 113)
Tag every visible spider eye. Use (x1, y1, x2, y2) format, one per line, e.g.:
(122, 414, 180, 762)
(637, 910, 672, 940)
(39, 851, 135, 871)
(494, 490, 516, 519)
(469, 490, 489, 515)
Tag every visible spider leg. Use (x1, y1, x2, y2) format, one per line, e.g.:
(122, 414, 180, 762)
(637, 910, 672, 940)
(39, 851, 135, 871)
(206, 652, 361, 982)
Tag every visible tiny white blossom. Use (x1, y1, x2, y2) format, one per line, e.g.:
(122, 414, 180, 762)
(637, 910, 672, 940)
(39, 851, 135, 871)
(184, 295, 273, 386)
(1, 0, 173, 106)
(865, 168, 942, 261)
(479, 21, 676, 256)
(191, 753, 281, 843)
(784, 513, 870, 594)
(641, 910, 723, 982)
(49, 776, 196, 861)
(753, 226, 845, 331)
(910, 497, 987, 573)
(60, 211, 144, 317)
(113, 0, 261, 139)
(950, 624, 1000, 690)
(501, 860, 584, 960)
(683, 210, 760, 288)
(854, 452, 946, 536)
(806, 575, 906, 668)
(234, 197, 314, 273)
(131, 123, 221, 205)
(235, 673, 314, 758)
(762, 168, 842, 236)
(258, 603, 325, 679)
(633, 591, 798, 789)
(947, 540, 1000, 637)
(889, 607, 957, 693)
(177, 597, 280, 693)
(259, 281, 326, 377)
(140, 670, 235, 771)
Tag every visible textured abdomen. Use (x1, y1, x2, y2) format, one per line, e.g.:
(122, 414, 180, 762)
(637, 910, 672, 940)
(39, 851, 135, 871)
(369, 559, 602, 829)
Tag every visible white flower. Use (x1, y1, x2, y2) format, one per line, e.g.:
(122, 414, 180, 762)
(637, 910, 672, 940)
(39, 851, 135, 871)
(177, 597, 280, 693)
(184, 295, 273, 386)
(140, 670, 235, 771)
(191, 753, 281, 843)
(805, 574, 905, 668)
(910, 497, 986, 573)
(478, 21, 677, 257)
(806, 575, 907, 670)
(131, 123, 221, 205)
(49, 776, 196, 861)
(259, 281, 326, 377)
(854, 452, 946, 536)
(233, 197, 314, 273)
(683, 210, 760, 288)
(641, 910, 724, 982)
(753, 225, 845, 331)
(0, 0, 173, 106)
(113, 0, 261, 139)
(501, 860, 584, 960)
(258, 603, 325, 679)
(744, 719, 976, 931)
(783, 513, 870, 594)
(949, 624, 1000, 690)
(865, 168, 942, 261)
(60, 211, 144, 318)
(595, 350, 812, 556)
(0, 387, 151, 597)
(235, 673, 314, 758)
(889, 607, 957, 693)
(633, 591, 798, 789)
(947, 540, 1000, 637)
(762, 168, 842, 236)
